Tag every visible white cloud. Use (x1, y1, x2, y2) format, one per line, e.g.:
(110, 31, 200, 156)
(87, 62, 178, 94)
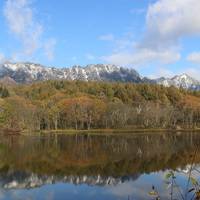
(99, 34, 114, 41)
(85, 53, 95, 60)
(149, 66, 200, 81)
(4, 0, 43, 56)
(0, 53, 5, 63)
(102, 0, 195, 67)
(184, 67, 200, 81)
(187, 52, 200, 63)
(44, 38, 57, 61)
(103, 49, 180, 67)
(114, 38, 135, 52)
(3, 0, 56, 61)
(148, 67, 175, 79)
(141, 0, 200, 49)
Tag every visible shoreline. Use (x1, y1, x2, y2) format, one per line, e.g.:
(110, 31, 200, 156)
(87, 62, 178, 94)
(21, 128, 200, 136)
(2, 127, 200, 136)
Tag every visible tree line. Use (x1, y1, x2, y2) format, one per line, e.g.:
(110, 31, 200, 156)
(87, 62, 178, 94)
(0, 80, 200, 130)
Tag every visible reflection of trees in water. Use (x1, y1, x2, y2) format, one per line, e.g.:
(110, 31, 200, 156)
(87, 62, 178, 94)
(0, 133, 200, 177)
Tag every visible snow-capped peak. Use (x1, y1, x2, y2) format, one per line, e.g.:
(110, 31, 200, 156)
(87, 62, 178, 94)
(0, 62, 141, 83)
(155, 73, 200, 90)
(172, 73, 196, 82)
(0, 62, 200, 90)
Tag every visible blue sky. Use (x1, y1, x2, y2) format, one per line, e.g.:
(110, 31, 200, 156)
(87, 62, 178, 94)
(1, 0, 200, 80)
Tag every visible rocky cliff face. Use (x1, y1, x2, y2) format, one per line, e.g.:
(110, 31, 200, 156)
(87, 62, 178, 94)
(155, 74, 200, 90)
(0, 62, 142, 83)
(0, 62, 200, 90)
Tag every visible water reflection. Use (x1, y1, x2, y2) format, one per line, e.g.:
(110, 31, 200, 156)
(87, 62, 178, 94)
(0, 132, 199, 199)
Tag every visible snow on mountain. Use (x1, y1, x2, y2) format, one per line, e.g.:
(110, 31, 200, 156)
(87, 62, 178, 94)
(0, 62, 200, 90)
(0, 62, 142, 83)
(155, 74, 200, 90)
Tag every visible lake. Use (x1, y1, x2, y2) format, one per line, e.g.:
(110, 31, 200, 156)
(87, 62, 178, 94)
(0, 132, 199, 200)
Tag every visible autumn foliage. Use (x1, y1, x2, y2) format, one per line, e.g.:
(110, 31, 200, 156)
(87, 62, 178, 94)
(0, 80, 200, 130)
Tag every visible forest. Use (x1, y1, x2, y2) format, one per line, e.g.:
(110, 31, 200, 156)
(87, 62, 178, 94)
(0, 80, 200, 131)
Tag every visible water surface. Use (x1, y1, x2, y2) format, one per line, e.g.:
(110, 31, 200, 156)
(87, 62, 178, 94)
(0, 132, 199, 199)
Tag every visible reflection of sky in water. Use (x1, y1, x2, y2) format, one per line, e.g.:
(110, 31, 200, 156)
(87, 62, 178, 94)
(0, 133, 199, 199)
(0, 168, 199, 200)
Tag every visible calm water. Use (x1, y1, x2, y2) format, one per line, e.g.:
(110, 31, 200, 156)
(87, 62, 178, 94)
(0, 132, 199, 200)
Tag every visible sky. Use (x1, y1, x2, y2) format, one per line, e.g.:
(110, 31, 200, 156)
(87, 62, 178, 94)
(0, 0, 200, 80)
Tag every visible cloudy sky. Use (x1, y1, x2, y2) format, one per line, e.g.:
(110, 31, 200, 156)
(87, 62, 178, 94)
(0, 0, 200, 79)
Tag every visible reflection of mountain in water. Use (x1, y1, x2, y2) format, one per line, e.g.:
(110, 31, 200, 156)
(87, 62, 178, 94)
(2, 171, 140, 189)
(0, 132, 200, 189)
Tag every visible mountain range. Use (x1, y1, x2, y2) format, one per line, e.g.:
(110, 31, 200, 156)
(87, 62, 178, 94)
(0, 62, 200, 90)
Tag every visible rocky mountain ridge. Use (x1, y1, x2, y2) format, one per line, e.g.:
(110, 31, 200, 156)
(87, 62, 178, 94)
(0, 62, 199, 90)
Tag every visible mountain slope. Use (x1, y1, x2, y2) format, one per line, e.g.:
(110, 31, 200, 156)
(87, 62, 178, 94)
(155, 74, 200, 90)
(0, 62, 200, 90)
(0, 62, 142, 83)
